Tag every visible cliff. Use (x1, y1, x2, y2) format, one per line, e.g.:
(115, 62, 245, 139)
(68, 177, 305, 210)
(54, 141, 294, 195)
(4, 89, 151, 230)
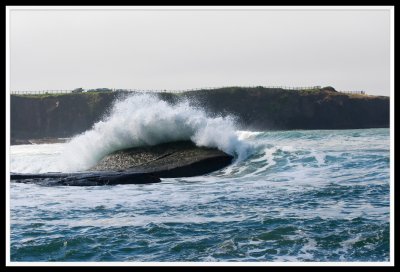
(10, 87, 390, 141)
(11, 92, 119, 140)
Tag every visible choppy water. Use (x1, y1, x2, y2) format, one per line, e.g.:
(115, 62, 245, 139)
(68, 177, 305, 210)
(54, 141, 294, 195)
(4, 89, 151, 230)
(10, 128, 390, 262)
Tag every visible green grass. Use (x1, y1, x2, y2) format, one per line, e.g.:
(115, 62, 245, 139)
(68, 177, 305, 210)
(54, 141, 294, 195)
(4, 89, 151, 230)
(11, 91, 113, 99)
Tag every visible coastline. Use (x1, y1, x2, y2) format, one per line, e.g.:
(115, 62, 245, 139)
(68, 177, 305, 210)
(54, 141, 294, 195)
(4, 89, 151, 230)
(10, 87, 390, 142)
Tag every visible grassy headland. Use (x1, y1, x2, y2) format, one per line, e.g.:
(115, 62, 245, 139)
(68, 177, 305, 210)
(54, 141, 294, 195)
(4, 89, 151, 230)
(10, 86, 389, 142)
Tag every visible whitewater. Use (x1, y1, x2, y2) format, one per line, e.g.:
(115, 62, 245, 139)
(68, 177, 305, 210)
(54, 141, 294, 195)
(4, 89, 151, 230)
(11, 94, 251, 173)
(9, 94, 390, 262)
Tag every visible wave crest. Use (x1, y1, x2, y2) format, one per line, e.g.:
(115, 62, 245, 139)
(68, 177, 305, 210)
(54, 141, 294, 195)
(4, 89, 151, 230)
(60, 93, 252, 171)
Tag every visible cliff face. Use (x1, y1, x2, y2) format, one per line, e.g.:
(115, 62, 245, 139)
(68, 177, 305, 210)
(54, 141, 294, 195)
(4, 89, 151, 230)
(10, 87, 390, 141)
(11, 92, 118, 140)
(181, 87, 390, 130)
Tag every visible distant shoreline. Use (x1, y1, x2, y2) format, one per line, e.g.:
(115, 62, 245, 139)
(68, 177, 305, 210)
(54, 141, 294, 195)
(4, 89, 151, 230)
(10, 86, 389, 142)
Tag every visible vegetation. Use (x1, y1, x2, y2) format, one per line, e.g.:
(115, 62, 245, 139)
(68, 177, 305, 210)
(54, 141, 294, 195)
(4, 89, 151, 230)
(10, 86, 389, 141)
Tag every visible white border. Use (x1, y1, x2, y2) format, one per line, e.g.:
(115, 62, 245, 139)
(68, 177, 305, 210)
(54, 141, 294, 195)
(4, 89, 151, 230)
(6, 261, 395, 267)
(6, 6, 394, 267)
(4, 6, 395, 10)
(389, 5, 395, 267)
(6, 5, 11, 266)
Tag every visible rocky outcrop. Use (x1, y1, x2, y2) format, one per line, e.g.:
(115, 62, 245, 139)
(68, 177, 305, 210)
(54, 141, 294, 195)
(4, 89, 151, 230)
(90, 141, 234, 178)
(10, 141, 234, 185)
(10, 171, 161, 186)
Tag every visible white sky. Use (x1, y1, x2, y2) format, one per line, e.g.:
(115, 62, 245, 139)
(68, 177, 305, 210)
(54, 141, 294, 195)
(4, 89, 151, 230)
(9, 8, 391, 96)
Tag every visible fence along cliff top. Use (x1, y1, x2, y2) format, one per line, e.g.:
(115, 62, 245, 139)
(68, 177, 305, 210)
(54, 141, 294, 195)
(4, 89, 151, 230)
(10, 86, 367, 95)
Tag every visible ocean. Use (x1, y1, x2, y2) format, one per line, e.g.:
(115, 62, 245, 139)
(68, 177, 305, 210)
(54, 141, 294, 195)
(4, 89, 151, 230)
(9, 94, 390, 262)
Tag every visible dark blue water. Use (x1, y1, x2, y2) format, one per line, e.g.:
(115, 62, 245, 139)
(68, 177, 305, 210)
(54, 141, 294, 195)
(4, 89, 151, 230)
(10, 128, 390, 262)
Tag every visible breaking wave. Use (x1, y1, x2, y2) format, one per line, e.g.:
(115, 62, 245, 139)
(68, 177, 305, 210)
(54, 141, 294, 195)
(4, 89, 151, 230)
(59, 94, 252, 172)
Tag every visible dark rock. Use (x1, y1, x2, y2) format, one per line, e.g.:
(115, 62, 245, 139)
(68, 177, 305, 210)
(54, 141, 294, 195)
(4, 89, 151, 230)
(28, 138, 69, 144)
(90, 141, 234, 178)
(10, 138, 32, 145)
(10, 141, 234, 186)
(11, 137, 69, 145)
(10, 171, 161, 186)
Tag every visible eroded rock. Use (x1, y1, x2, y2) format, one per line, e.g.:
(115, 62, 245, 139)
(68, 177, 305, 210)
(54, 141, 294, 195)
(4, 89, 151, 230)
(91, 141, 234, 178)
(10, 141, 234, 186)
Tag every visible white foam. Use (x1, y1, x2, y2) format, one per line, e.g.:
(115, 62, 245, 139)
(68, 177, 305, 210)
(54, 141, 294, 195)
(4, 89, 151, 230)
(249, 147, 278, 176)
(10, 143, 65, 173)
(56, 93, 252, 172)
(236, 130, 262, 140)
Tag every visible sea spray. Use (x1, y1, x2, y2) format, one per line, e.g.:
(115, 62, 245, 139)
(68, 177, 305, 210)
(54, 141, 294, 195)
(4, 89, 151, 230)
(59, 93, 252, 172)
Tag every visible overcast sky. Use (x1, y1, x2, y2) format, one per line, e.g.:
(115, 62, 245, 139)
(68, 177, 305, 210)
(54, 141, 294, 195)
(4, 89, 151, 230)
(9, 8, 391, 96)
